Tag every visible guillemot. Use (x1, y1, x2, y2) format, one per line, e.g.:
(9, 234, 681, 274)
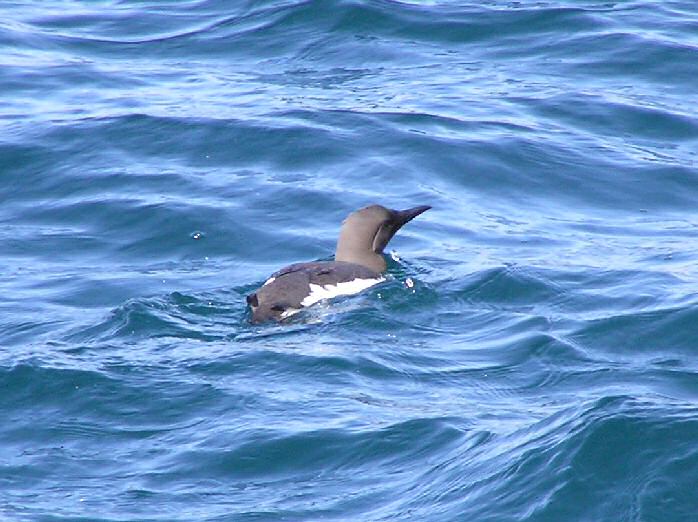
(246, 204, 430, 323)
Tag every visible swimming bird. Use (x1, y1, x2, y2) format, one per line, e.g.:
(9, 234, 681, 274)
(247, 204, 431, 323)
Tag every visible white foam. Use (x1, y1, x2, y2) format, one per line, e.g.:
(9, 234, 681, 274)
(301, 277, 384, 308)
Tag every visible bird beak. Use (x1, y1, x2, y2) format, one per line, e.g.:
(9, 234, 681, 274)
(392, 205, 431, 226)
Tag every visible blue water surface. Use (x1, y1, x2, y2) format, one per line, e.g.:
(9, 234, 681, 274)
(2, 1, 698, 521)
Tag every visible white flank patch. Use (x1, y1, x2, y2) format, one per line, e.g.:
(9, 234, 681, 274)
(262, 276, 276, 286)
(300, 277, 384, 308)
(280, 308, 301, 319)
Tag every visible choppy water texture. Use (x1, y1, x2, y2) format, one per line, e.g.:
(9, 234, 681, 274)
(2, 1, 698, 520)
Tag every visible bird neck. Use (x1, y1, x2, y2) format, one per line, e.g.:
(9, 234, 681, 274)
(335, 230, 387, 273)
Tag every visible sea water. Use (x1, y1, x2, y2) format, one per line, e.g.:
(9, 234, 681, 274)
(1, 1, 697, 520)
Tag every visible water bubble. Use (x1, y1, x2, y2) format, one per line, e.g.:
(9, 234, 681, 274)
(191, 231, 204, 240)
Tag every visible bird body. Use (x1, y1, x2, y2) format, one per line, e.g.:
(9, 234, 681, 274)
(247, 204, 430, 323)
